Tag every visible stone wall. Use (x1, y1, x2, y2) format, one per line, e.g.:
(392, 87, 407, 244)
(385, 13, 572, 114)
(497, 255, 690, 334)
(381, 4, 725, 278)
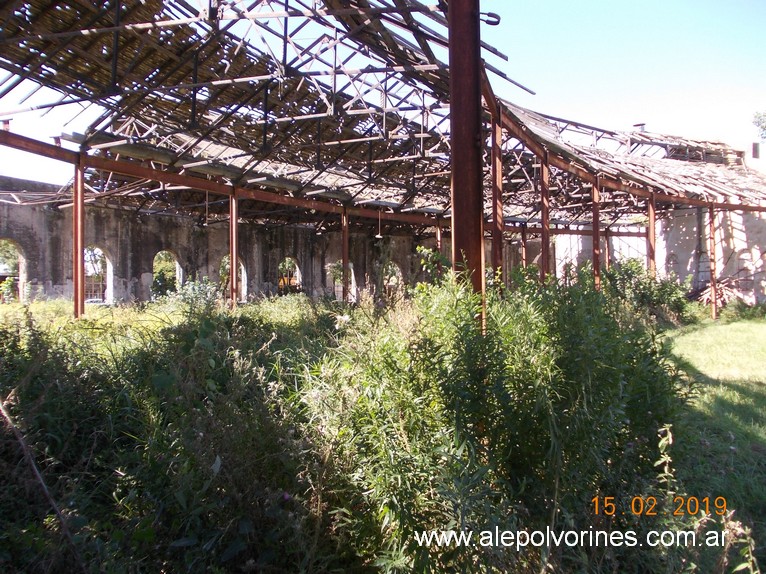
(0, 203, 419, 303)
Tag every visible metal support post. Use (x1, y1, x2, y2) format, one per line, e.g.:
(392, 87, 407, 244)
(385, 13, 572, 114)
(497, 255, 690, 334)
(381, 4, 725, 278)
(592, 177, 601, 289)
(491, 114, 503, 273)
(73, 156, 85, 318)
(229, 192, 239, 307)
(709, 206, 718, 319)
(647, 193, 656, 277)
(448, 0, 485, 294)
(342, 207, 350, 303)
(540, 150, 551, 282)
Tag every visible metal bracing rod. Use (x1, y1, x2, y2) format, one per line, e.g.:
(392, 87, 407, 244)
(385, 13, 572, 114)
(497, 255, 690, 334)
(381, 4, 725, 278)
(1, 4, 441, 45)
(0, 2, 121, 101)
(81, 3, 256, 146)
(167, 81, 268, 166)
(0, 95, 95, 118)
(83, 62, 443, 100)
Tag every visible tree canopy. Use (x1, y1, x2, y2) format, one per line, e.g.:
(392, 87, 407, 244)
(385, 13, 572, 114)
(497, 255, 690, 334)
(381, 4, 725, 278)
(755, 111, 766, 141)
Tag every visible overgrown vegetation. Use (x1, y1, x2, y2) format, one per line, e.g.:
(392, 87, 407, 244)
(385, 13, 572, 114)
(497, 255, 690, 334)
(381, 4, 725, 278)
(0, 263, 761, 572)
(603, 258, 703, 327)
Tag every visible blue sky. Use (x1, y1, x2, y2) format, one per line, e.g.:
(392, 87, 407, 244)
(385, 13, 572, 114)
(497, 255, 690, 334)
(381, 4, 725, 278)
(483, 0, 766, 160)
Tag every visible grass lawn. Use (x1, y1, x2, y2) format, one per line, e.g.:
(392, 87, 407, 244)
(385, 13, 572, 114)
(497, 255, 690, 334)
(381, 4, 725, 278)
(667, 319, 766, 566)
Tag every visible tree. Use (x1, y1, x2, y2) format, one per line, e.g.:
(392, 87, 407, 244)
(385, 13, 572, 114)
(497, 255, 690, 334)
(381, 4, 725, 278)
(152, 251, 178, 297)
(755, 111, 766, 141)
(0, 239, 19, 274)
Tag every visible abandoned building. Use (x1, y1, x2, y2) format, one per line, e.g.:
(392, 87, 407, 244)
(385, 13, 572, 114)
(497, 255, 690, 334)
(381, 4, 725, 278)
(1, 0, 765, 316)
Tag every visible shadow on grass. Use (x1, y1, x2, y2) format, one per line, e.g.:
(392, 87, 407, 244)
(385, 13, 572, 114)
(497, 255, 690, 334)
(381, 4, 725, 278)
(669, 352, 766, 565)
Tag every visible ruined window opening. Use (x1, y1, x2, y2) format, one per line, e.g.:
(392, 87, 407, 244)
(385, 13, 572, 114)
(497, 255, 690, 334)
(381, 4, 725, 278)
(152, 250, 183, 298)
(220, 255, 247, 301)
(278, 257, 302, 295)
(381, 260, 403, 297)
(85, 246, 113, 304)
(0, 239, 25, 302)
(327, 260, 357, 303)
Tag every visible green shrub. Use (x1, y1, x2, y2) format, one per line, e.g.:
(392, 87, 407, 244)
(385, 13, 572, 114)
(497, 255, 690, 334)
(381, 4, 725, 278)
(298, 270, 693, 572)
(603, 258, 697, 326)
(1, 278, 756, 573)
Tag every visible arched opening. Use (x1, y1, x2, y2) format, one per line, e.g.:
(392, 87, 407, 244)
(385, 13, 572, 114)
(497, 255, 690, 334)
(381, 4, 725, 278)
(84, 245, 113, 304)
(220, 255, 247, 301)
(327, 260, 357, 303)
(278, 257, 302, 295)
(381, 260, 403, 298)
(0, 239, 25, 302)
(152, 250, 183, 298)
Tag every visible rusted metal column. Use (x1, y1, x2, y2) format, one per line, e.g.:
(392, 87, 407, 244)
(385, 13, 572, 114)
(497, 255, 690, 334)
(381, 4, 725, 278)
(491, 114, 504, 273)
(342, 207, 350, 303)
(647, 193, 656, 277)
(603, 229, 611, 270)
(540, 149, 551, 282)
(73, 155, 85, 318)
(520, 225, 528, 266)
(229, 192, 239, 307)
(448, 0, 485, 294)
(592, 177, 601, 289)
(709, 206, 718, 319)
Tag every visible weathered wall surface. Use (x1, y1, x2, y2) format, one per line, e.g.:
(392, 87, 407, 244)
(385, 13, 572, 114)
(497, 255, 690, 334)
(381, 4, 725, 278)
(3, 202, 763, 304)
(657, 208, 766, 303)
(0, 203, 422, 303)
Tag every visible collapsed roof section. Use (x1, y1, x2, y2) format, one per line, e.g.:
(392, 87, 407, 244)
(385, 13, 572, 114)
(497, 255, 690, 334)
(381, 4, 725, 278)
(0, 0, 765, 234)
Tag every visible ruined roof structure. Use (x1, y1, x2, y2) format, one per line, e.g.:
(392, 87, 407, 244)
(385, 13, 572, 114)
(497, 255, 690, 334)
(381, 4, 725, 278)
(1, 0, 765, 314)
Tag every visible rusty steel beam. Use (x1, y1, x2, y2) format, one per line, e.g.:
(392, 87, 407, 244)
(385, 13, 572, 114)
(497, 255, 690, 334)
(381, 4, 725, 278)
(491, 114, 504, 272)
(603, 229, 611, 270)
(647, 193, 656, 277)
(592, 177, 601, 289)
(0, 129, 79, 163)
(504, 225, 646, 238)
(709, 206, 718, 320)
(449, 0, 485, 294)
(0, 131, 442, 226)
(341, 207, 350, 303)
(540, 150, 551, 282)
(229, 193, 239, 308)
(73, 156, 85, 318)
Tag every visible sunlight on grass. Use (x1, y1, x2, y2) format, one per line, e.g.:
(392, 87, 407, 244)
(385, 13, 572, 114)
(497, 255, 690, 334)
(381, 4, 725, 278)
(667, 319, 766, 565)
(670, 320, 766, 381)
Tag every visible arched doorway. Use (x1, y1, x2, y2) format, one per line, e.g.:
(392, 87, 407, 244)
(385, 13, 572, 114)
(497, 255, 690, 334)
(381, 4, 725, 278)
(278, 257, 302, 295)
(84, 245, 113, 304)
(220, 255, 247, 301)
(0, 239, 25, 302)
(381, 260, 403, 298)
(152, 250, 183, 298)
(328, 260, 357, 303)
